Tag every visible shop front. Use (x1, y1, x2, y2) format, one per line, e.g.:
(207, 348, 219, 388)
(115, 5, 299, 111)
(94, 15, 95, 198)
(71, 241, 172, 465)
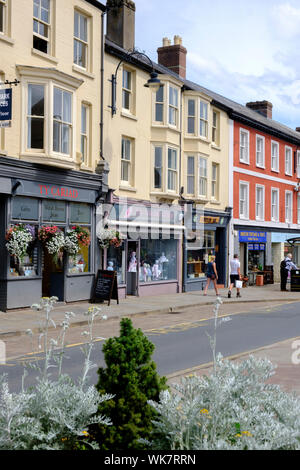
(237, 230, 272, 285)
(0, 157, 107, 311)
(104, 201, 183, 297)
(184, 209, 231, 292)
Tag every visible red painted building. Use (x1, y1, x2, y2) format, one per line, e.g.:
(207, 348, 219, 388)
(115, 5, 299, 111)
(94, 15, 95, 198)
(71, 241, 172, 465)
(231, 101, 300, 281)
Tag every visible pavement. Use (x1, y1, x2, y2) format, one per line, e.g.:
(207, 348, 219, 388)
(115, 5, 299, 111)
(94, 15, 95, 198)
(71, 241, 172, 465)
(1, 282, 300, 394)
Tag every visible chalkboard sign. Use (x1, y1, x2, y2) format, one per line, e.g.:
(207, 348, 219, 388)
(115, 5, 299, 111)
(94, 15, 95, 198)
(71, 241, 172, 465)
(92, 269, 119, 305)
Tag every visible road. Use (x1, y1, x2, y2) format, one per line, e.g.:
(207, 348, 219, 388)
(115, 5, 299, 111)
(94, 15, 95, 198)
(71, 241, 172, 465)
(0, 300, 299, 392)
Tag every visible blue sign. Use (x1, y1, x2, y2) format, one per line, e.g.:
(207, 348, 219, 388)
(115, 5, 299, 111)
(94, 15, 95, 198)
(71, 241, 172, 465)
(0, 88, 12, 121)
(248, 243, 265, 251)
(239, 230, 267, 243)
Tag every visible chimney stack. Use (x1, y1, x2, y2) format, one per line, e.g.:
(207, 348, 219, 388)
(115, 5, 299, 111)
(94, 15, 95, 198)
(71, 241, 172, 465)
(246, 100, 273, 119)
(106, 0, 135, 51)
(157, 35, 187, 79)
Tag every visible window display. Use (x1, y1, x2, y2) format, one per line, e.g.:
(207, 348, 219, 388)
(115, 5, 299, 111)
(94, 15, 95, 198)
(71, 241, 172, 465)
(248, 245, 265, 272)
(187, 230, 215, 279)
(107, 244, 126, 284)
(140, 238, 177, 282)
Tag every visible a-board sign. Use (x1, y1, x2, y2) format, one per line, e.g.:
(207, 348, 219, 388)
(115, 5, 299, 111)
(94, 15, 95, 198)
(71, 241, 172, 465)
(92, 269, 119, 305)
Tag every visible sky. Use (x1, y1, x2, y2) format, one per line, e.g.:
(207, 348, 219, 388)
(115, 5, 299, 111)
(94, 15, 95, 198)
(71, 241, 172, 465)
(132, 0, 300, 131)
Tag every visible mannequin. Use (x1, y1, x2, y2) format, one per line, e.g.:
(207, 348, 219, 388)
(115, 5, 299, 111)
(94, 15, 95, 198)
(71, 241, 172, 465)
(128, 251, 137, 272)
(152, 260, 161, 280)
(107, 261, 114, 271)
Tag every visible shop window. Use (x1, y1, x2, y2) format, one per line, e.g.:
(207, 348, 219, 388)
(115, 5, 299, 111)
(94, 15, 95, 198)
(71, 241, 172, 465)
(67, 226, 90, 274)
(42, 199, 66, 222)
(27, 84, 45, 150)
(248, 247, 265, 272)
(140, 237, 177, 282)
(11, 196, 39, 221)
(154, 85, 164, 123)
(8, 225, 39, 278)
(187, 230, 215, 279)
(33, 0, 51, 54)
(70, 202, 91, 224)
(53, 87, 72, 155)
(199, 100, 208, 137)
(74, 11, 88, 69)
(107, 243, 126, 285)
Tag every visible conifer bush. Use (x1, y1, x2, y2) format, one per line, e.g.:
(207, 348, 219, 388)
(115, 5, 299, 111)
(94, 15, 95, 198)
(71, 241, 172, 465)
(90, 317, 167, 450)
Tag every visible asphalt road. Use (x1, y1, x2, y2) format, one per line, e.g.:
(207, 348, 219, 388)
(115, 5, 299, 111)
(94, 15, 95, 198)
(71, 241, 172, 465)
(1, 301, 300, 392)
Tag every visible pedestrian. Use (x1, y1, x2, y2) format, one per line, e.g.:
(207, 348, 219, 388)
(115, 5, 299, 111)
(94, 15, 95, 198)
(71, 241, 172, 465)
(228, 253, 242, 298)
(203, 255, 219, 296)
(280, 253, 298, 291)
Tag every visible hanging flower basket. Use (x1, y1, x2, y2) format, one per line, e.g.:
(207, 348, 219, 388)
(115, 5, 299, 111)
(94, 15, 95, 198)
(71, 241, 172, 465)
(38, 226, 65, 264)
(97, 228, 122, 249)
(64, 226, 90, 259)
(5, 224, 35, 264)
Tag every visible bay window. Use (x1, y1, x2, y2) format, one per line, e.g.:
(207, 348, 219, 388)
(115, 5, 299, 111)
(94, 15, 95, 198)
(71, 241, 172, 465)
(53, 87, 72, 155)
(155, 85, 164, 122)
(199, 100, 208, 137)
(167, 147, 178, 191)
(27, 84, 45, 150)
(154, 146, 163, 189)
(187, 99, 196, 134)
(187, 156, 195, 194)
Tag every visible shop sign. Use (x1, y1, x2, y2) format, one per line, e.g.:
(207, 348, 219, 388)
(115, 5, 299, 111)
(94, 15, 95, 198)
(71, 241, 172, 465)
(239, 231, 267, 243)
(11, 180, 96, 203)
(39, 184, 78, 199)
(248, 243, 265, 251)
(199, 216, 220, 224)
(0, 88, 12, 122)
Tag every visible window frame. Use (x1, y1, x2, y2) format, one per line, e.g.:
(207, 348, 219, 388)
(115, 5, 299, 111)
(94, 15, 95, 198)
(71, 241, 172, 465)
(211, 162, 219, 200)
(121, 136, 133, 186)
(239, 181, 249, 220)
(199, 100, 208, 138)
(33, 0, 51, 55)
(122, 67, 132, 113)
(297, 150, 300, 179)
(212, 110, 220, 145)
(271, 140, 279, 172)
(186, 155, 195, 195)
(285, 145, 293, 176)
(285, 190, 293, 224)
(256, 134, 265, 168)
(187, 98, 196, 135)
(167, 146, 178, 192)
(168, 85, 179, 127)
(255, 184, 265, 221)
(80, 102, 90, 166)
(198, 156, 207, 198)
(298, 193, 300, 225)
(239, 128, 250, 164)
(74, 10, 89, 70)
(154, 85, 164, 123)
(271, 187, 279, 222)
(0, 0, 7, 35)
(153, 145, 163, 190)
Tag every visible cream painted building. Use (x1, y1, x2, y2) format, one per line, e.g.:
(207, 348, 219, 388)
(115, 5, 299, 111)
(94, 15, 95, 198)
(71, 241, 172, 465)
(102, 1, 231, 296)
(0, 0, 109, 310)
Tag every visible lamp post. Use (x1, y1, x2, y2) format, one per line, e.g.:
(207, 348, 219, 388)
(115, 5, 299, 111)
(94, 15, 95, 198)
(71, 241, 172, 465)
(110, 49, 162, 116)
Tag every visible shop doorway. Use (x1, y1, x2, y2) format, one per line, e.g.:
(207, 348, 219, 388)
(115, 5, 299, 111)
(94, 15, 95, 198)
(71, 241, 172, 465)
(127, 240, 139, 296)
(42, 250, 64, 301)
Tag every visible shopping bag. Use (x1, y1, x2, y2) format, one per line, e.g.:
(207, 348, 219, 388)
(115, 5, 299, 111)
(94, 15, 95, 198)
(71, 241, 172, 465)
(235, 280, 243, 289)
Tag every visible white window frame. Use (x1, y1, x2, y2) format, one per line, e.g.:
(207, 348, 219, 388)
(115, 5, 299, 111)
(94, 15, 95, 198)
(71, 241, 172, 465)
(255, 184, 265, 221)
(122, 68, 132, 113)
(239, 128, 250, 164)
(199, 100, 208, 138)
(256, 134, 265, 168)
(80, 102, 90, 166)
(154, 85, 164, 123)
(271, 140, 279, 172)
(0, 0, 7, 35)
(74, 10, 89, 70)
(285, 146, 293, 176)
(211, 162, 219, 200)
(187, 98, 196, 135)
(153, 145, 163, 190)
(239, 181, 249, 220)
(33, 0, 51, 55)
(121, 136, 133, 186)
(168, 85, 179, 127)
(187, 155, 195, 195)
(198, 156, 207, 197)
(285, 190, 293, 224)
(271, 188, 279, 222)
(297, 150, 300, 179)
(212, 110, 219, 145)
(19, 69, 81, 165)
(298, 193, 300, 225)
(167, 147, 178, 192)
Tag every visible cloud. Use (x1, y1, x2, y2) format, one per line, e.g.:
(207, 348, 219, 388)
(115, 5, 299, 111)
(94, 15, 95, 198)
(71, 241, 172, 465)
(272, 2, 300, 38)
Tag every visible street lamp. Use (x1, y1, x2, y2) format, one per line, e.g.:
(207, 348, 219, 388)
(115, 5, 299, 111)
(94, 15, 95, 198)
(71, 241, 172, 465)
(110, 49, 162, 116)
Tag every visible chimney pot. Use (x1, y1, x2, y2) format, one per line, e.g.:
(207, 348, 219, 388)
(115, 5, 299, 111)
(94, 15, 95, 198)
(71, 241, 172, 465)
(246, 100, 273, 119)
(163, 37, 171, 47)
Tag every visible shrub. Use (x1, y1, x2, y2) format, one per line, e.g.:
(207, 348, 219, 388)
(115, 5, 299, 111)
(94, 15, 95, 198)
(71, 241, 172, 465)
(90, 317, 168, 450)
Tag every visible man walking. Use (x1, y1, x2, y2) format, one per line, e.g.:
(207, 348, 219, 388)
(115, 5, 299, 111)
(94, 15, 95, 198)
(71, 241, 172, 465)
(280, 253, 298, 291)
(228, 254, 242, 298)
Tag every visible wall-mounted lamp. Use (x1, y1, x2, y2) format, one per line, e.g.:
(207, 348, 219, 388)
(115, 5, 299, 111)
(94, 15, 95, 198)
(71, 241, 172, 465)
(110, 49, 162, 116)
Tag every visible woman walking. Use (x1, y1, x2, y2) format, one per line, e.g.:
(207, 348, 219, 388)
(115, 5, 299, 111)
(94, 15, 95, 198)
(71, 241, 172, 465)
(203, 255, 220, 296)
